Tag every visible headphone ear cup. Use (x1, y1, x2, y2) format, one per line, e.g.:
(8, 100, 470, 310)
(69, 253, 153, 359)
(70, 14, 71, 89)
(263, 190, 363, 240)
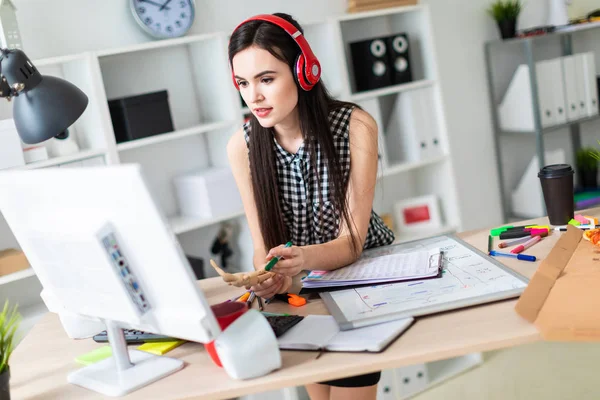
(294, 53, 313, 91)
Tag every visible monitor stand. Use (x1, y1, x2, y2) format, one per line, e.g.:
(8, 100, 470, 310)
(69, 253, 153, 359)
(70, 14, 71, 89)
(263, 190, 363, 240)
(67, 320, 184, 397)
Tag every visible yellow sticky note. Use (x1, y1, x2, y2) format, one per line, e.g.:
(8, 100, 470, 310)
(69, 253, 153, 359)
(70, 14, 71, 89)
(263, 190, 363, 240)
(137, 340, 186, 355)
(75, 346, 112, 366)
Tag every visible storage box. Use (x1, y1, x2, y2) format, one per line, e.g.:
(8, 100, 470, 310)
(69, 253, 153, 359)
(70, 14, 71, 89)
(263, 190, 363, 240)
(173, 167, 243, 219)
(0, 248, 29, 277)
(108, 90, 174, 143)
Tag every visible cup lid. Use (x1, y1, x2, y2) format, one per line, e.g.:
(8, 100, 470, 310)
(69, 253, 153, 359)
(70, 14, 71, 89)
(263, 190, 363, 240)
(538, 164, 574, 178)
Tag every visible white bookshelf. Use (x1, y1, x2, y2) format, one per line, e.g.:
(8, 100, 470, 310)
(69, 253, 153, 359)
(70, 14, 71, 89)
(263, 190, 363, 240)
(15, 148, 107, 170)
(0, 5, 463, 345)
(0, 267, 35, 286)
(350, 79, 435, 101)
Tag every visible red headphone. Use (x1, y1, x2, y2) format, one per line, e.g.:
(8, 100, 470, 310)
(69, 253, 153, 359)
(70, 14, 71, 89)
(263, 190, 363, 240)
(230, 14, 321, 91)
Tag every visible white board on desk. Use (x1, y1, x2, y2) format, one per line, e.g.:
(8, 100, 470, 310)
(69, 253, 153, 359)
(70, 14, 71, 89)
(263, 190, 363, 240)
(321, 234, 529, 330)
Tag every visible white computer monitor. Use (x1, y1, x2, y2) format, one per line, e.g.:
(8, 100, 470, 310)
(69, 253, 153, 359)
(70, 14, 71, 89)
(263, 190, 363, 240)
(0, 164, 280, 396)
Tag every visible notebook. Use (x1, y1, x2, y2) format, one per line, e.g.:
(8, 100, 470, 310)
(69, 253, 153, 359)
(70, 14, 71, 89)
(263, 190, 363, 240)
(276, 315, 414, 353)
(301, 248, 442, 291)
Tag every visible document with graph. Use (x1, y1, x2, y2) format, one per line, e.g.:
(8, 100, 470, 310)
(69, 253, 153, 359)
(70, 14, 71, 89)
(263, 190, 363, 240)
(320, 234, 529, 330)
(302, 248, 442, 289)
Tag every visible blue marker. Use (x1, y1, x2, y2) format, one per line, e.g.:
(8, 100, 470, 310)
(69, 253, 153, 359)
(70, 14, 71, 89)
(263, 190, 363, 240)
(489, 250, 536, 262)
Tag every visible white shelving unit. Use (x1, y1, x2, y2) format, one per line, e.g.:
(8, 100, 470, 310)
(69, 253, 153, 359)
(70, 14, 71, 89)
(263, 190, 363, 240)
(0, 5, 465, 381)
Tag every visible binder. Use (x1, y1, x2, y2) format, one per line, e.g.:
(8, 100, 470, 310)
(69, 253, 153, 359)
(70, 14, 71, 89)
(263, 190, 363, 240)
(414, 88, 443, 159)
(300, 249, 443, 294)
(535, 59, 558, 127)
(385, 88, 439, 164)
(498, 58, 568, 131)
(385, 90, 425, 163)
(561, 55, 581, 121)
(583, 52, 599, 117)
(357, 97, 389, 174)
(545, 58, 567, 125)
(574, 53, 589, 117)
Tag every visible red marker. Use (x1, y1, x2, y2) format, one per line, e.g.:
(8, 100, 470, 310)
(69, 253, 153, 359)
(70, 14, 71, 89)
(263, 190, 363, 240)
(511, 235, 541, 254)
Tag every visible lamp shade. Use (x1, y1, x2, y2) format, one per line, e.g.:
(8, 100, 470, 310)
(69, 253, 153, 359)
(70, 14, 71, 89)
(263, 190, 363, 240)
(0, 49, 89, 144)
(14, 76, 89, 144)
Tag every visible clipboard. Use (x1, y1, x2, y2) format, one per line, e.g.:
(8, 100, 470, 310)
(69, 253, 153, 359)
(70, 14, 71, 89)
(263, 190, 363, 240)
(299, 251, 445, 295)
(318, 234, 529, 331)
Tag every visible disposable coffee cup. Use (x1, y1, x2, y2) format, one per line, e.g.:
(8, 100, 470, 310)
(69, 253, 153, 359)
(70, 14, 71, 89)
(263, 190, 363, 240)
(538, 164, 574, 226)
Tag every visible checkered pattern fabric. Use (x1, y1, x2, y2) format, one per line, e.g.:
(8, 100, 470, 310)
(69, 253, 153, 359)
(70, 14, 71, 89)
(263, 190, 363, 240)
(244, 106, 395, 249)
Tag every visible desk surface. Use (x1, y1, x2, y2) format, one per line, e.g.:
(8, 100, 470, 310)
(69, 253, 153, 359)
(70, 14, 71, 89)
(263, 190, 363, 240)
(10, 212, 574, 400)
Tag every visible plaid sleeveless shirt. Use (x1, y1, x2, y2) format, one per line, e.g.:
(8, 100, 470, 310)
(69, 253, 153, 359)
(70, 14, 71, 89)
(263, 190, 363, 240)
(243, 106, 395, 249)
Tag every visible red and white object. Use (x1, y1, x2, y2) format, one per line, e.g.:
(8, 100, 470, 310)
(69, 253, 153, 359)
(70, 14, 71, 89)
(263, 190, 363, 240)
(393, 194, 442, 234)
(511, 235, 541, 254)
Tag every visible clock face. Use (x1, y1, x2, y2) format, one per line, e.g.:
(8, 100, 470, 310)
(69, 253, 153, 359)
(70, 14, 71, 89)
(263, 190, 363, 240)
(130, 0, 195, 39)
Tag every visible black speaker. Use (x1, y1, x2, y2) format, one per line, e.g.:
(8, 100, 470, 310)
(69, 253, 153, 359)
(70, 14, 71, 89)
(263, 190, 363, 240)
(386, 33, 412, 85)
(186, 255, 205, 280)
(349, 37, 393, 92)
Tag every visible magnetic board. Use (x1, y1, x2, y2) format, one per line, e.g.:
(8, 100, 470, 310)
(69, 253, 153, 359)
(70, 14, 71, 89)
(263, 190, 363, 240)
(320, 234, 529, 330)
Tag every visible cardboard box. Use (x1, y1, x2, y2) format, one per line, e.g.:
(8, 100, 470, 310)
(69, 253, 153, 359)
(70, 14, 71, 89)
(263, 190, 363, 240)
(515, 225, 600, 341)
(348, 0, 418, 13)
(0, 248, 29, 277)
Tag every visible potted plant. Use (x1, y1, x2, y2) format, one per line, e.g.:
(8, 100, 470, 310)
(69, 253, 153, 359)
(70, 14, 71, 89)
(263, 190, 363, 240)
(0, 300, 21, 400)
(576, 147, 600, 190)
(487, 0, 524, 39)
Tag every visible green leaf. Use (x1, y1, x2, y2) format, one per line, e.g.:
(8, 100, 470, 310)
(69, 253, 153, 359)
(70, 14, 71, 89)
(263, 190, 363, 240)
(576, 147, 600, 171)
(0, 300, 21, 374)
(487, 0, 524, 21)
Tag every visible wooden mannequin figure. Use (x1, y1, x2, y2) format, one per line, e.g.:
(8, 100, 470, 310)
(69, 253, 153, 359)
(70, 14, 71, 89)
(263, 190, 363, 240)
(210, 259, 274, 289)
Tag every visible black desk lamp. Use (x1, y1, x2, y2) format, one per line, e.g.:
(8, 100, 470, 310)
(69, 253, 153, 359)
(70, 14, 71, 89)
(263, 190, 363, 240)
(0, 48, 89, 144)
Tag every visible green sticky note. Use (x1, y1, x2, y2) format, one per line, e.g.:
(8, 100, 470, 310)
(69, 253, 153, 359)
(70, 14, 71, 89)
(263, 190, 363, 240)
(569, 219, 580, 226)
(75, 346, 112, 366)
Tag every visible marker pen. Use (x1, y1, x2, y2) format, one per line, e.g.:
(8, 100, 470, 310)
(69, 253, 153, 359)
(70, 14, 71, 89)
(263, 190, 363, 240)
(489, 250, 536, 262)
(510, 235, 541, 254)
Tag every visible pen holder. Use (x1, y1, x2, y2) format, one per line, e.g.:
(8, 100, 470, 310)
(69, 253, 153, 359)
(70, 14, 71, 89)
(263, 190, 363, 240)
(204, 301, 248, 367)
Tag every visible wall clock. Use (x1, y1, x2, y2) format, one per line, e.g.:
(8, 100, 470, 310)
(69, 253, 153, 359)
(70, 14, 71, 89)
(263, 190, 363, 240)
(130, 0, 195, 39)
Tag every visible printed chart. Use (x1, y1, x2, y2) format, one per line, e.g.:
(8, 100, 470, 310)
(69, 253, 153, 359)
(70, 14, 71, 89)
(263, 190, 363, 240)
(321, 235, 529, 330)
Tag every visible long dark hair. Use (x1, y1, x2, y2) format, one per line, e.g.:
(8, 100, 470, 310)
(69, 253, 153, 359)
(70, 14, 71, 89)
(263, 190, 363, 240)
(228, 13, 362, 256)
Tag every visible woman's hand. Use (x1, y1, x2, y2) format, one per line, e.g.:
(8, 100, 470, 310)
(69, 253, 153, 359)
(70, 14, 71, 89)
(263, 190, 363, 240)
(250, 274, 292, 298)
(267, 244, 306, 277)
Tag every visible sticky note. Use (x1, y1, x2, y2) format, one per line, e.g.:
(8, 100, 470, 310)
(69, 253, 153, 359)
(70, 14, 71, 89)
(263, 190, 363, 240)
(75, 346, 112, 366)
(574, 215, 588, 224)
(568, 219, 580, 226)
(137, 340, 186, 355)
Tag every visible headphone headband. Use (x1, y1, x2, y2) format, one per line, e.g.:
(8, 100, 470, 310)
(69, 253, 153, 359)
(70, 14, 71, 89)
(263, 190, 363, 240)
(230, 14, 321, 91)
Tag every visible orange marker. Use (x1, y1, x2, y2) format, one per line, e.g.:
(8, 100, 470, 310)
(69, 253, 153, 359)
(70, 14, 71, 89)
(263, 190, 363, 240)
(237, 292, 251, 302)
(273, 293, 306, 307)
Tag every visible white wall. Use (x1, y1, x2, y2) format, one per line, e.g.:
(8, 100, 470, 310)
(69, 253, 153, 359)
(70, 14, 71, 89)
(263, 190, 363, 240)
(10, 0, 600, 230)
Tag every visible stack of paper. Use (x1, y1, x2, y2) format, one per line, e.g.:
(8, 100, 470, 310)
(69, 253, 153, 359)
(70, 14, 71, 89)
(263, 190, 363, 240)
(302, 248, 442, 289)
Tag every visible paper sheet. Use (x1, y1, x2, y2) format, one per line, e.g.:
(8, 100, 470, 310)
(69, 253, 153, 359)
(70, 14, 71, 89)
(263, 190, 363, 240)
(303, 248, 440, 287)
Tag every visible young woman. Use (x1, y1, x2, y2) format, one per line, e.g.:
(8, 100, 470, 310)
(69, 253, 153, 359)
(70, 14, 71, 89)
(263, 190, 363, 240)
(227, 12, 395, 400)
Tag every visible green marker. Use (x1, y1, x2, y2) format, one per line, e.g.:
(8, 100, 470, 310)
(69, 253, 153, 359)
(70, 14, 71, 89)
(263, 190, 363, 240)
(261, 312, 290, 317)
(264, 241, 292, 271)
